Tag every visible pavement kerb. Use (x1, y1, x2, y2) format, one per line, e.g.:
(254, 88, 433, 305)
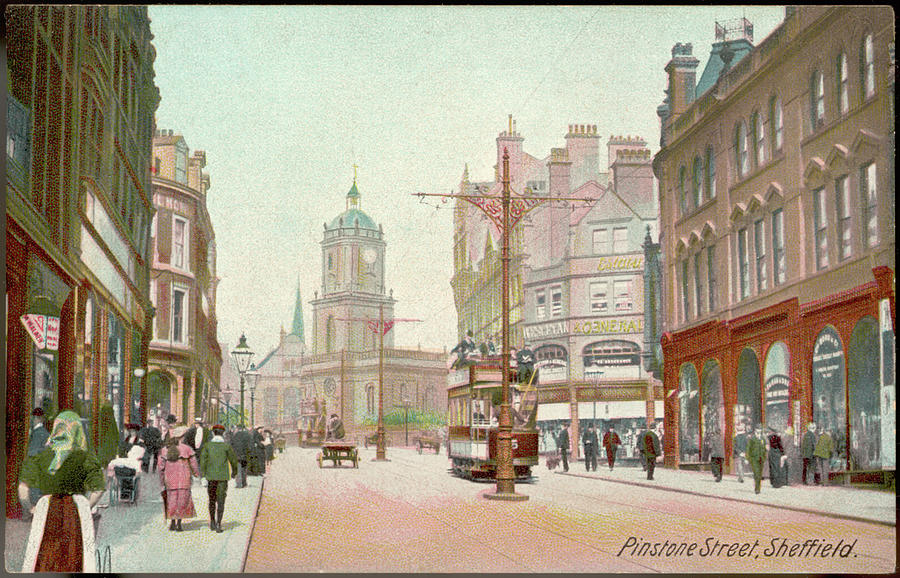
(558, 470, 896, 528)
(241, 474, 266, 572)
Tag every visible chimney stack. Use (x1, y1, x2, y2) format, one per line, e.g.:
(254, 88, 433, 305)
(664, 43, 699, 122)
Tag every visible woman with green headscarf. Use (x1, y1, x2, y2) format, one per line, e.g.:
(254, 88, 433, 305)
(18, 410, 106, 573)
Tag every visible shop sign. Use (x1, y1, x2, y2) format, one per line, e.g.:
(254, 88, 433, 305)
(572, 318, 643, 335)
(812, 330, 843, 380)
(596, 255, 644, 273)
(19, 296, 61, 351)
(535, 362, 567, 383)
(523, 321, 566, 340)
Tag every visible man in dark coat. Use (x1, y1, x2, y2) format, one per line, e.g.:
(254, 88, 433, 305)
(641, 426, 661, 480)
(229, 425, 254, 488)
(602, 426, 622, 471)
(450, 331, 477, 369)
(800, 422, 818, 485)
(732, 422, 749, 483)
(746, 425, 767, 494)
(184, 417, 209, 455)
(581, 424, 599, 471)
(556, 423, 570, 472)
(707, 429, 726, 482)
(139, 422, 163, 473)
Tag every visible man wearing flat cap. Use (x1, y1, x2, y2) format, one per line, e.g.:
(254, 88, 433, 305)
(199, 424, 238, 532)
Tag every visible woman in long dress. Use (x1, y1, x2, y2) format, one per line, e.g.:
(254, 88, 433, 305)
(18, 410, 106, 572)
(768, 429, 788, 488)
(158, 425, 199, 531)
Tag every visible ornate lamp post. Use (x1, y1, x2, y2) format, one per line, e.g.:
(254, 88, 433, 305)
(246, 363, 260, 428)
(230, 334, 255, 428)
(222, 389, 233, 427)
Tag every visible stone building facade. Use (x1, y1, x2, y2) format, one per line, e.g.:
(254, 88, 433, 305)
(147, 130, 222, 426)
(654, 8, 895, 478)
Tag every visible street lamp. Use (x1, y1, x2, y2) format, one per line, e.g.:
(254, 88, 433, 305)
(230, 334, 255, 428)
(401, 399, 412, 447)
(246, 363, 260, 428)
(222, 389, 233, 427)
(133, 368, 146, 425)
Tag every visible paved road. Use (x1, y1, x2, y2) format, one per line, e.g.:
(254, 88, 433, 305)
(245, 446, 896, 573)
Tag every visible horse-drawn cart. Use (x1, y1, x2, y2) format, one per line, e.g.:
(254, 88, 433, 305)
(316, 443, 359, 468)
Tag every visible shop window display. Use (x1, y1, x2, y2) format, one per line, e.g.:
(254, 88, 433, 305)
(679, 363, 700, 462)
(812, 326, 847, 471)
(700, 361, 725, 462)
(848, 317, 881, 470)
(764, 342, 791, 434)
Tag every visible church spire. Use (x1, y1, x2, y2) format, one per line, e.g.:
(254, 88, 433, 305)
(291, 277, 305, 343)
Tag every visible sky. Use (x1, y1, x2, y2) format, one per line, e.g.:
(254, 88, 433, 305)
(147, 5, 786, 360)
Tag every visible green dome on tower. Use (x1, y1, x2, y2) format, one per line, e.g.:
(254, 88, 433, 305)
(326, 176, 378, 231)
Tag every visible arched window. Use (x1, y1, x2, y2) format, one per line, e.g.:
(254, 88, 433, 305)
(678, 363, 700, 462)
(763, 342, 790, 433)
(837, 52, 849, 115)
(691, 156, 703, 209)
(678, 166, 688, 215)
(810, 70, 825, 129)
(753, 110, 766, 166)
(769, 95, 783, 155)
(812, 326, 847, 470)
(700, 360, 724, 462)
(848, 317, 880, 470)
(535, 344, 568, 365)
(861, 33, 875, 99)
(735, 121, 749, 178)
(736, 348, 762, 431)
(705, 145, 716, 199)
(366, 383, 375, 414)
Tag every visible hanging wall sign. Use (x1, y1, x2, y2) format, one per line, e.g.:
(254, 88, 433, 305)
(19, 296, 61, 351)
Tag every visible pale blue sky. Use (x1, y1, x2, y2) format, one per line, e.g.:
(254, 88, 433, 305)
(148, 5, 785, 358)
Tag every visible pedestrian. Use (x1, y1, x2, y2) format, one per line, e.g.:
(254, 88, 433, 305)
(767, 428, 788, 488)
(158, 425, 199, 531)
(556, 422, 570, 472)
(641, 426, 661, 481)
(636, 434, 646, 471)
(199, 424, 238, 533)
(707, 428, 725, 482)
(184, 416, 209, 455)
(602, 426, 621, 471)
(800, 422, 818, 485)
(161, 413, 177, 443)
(263, 429, 275, 469)
(782, 426, 799, 485)
(18, 410, 106, 572)
(746, 425, 767, 494)
(326, 414, 345, 441)
(732, 421, 749, 483)
(139, 421, 163, 473)
(515, 343, 536, 384)
(27, 407, 50, 457)
(230, 425, 254, 488)
(119, 423, 142, 458)
(250, 426, 266, 475)
(581, 423, 599, 472)
(814, 427, 834, 486)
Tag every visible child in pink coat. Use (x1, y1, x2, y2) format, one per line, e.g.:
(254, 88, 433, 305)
(158, 425, 199, 531)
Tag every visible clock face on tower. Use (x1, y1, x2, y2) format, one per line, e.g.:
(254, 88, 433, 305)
(362, 247, 377, 264)
(324, 377, 336, 397)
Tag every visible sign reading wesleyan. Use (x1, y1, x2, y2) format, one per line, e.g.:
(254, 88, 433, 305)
(596, 255, 644, 272)
(523, 321, 566, 340)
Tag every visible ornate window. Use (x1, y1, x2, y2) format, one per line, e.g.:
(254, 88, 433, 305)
(860, 162, 878, 247)
(681, 259, 690, 321)
(810, 70, 825, 129)
(692, 156, 703, 208)
(770, 96, 783, 154)
(754, 219, 767, 292)
(738, 227, 750, 299)
(813, 187, 829, 270)
(736, 122, 749, 178)
(706, 146, 716, 199)
(835, 175, 852, 260)
(837, 52, 849, 115)
(589, 281, 608, 314)
(692, 253, 702, 317)
(753, 111, 766, 166)
(861, 33, 875, 100)
(678, 166, 688, 215)
(772, 209, 786, 285)
(706, 245, 717, 311)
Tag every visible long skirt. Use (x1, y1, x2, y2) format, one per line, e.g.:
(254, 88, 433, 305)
(164, 488, 196, 519)
(22, 494, 96, 573)
(769, 450, 787, 488)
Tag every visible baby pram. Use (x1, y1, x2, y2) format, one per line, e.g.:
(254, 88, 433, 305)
(107, 445, 144, 505)
(112, 465, 139, 504)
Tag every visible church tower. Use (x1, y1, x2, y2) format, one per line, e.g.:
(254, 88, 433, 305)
(310, 170, 395, 354)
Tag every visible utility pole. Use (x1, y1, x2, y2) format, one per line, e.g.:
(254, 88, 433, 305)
(415, 147, 594, 502)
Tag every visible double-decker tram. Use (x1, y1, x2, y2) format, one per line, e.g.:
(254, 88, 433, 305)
(447, 360, 539, 481)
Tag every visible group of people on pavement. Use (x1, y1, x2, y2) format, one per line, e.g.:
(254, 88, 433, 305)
(730, 421, 835, 494)
(553, 422, 662, 479)
(16, 405, 282, 572)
